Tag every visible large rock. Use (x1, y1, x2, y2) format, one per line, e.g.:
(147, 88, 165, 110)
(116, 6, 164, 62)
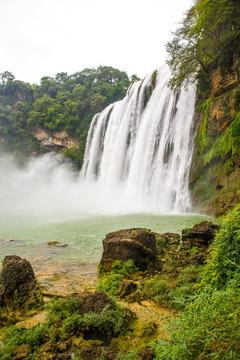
(182, 221, 220, 248)
(32, 128, 79, 149)
(100, 228, 156, 271)
(0, 255, 43, 310)
(79, 291, 114, 314)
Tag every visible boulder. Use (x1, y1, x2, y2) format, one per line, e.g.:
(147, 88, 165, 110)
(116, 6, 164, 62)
(0, 255, 43, 310)
(79, 291, 114, 314)
(100, 228, 156, 271)
(182, 221, 220, 247)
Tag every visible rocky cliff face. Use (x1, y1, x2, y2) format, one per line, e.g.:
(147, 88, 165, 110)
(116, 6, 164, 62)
(32, 128, 79, 150)
(190, 58, 240, 216)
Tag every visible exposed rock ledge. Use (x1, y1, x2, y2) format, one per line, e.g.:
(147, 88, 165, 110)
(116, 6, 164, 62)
(32, 128, 79, 149)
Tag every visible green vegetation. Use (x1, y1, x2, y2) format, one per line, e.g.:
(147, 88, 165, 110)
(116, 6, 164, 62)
(151, 70, 157, 91)
(0, 293, 132, 359)
(1, 206, 240, 359)
(116, 350, 141, 360)
(97, 260, 138, 296)
(0, 66, 135, 167)
(204, 112, 240, 164)
(140, 265, 203, 310)
(0, 324, 47, 360)
(200, 204, 240, 288)
(153, 287, 240, 360)
(98, 243, 204, 311)
(166, 0, 240, 90)
(198, 98, 212, 154)
(169, 0, 240, 214)
(151, 71, 157, 86)
(153, 205, 240, 359)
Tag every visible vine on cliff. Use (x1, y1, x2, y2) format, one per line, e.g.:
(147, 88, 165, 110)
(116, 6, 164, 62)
(204, 112, 240, 164)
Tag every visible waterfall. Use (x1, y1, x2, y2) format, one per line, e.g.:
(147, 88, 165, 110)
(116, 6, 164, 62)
(80, 65, 196, 213)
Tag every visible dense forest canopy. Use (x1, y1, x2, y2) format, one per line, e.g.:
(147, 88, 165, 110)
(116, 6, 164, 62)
(0, 66, 139, 167)
(166, 0, 240, 91)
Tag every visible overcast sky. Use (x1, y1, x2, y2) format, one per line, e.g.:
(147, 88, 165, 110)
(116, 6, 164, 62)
(1, 0, 193, 84)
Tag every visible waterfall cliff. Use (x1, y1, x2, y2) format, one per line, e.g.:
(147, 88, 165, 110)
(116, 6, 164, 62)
(80, 65, 196, 213)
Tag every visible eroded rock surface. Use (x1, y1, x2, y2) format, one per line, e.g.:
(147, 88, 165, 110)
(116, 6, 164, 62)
(0, 255, 43, 310)
(158, 232, 181, 245)
(182, 221, 220, 247)
(79, 291, 114, 314)
(100, 228, 156, 271)
(32, 128, 78, 149)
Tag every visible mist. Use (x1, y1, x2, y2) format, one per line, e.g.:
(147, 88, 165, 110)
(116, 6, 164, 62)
(0, 152, 151, 219)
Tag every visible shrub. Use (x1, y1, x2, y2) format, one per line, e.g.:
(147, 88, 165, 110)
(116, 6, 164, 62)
(97, 260, 138, 296)
(204, 113, 240, 164)
(0, 292, 132, 358)
(140, 265, 203, 310)
(0, 323, 48, 360)
(46, 295, 83, 321)
(177, 265, 203, 285)
(200, 204, 240, 289)
(111, 260, 137, 276)
(97, 273, 124, 296)
(153, 287, 240, 359)
(116, 350, 140, 360)
(139, 276, 168, 304)
(153, 205, 240, 359)
(61, 305, 131, 338)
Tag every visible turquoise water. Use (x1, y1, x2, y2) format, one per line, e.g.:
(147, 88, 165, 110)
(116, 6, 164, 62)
(0, 212, 213, 266)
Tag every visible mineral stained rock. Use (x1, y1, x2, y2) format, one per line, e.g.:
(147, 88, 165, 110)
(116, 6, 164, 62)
(0, 255, 43, 310)
(100, 228, 156, 271)
(182, 221, 220, 248)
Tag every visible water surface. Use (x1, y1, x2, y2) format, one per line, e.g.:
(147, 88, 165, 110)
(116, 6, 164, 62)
(0, 212, 213, 267)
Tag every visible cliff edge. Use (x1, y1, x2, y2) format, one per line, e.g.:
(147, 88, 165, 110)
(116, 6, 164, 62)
(190, 57, 240, 216)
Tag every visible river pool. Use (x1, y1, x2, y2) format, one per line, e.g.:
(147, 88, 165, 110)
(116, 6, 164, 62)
(0, 211, 213, 267)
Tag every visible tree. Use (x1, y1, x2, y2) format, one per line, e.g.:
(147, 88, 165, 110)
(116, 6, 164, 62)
(72, 84, 86, 102)
(0, 65, 136, 165)
(131, 74, 140, 82)
(55, 72, 69, 84)
(166, 0, 240, 90)
(0, 71, 15, 85)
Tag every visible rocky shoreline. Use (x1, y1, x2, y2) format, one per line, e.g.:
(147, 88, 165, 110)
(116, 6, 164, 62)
(0, 221, 219, 359)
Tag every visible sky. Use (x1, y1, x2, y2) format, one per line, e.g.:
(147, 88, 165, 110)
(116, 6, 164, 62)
(0, 0, 193, 84)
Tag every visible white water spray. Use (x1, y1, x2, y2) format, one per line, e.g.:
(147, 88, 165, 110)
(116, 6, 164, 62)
(80, 65, 196, 213)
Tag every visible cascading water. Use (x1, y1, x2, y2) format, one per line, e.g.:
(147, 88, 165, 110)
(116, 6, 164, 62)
(80, 64, 196, 213)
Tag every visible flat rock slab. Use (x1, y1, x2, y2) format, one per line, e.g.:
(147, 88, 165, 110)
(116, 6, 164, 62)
(34, 262, 98, 297)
